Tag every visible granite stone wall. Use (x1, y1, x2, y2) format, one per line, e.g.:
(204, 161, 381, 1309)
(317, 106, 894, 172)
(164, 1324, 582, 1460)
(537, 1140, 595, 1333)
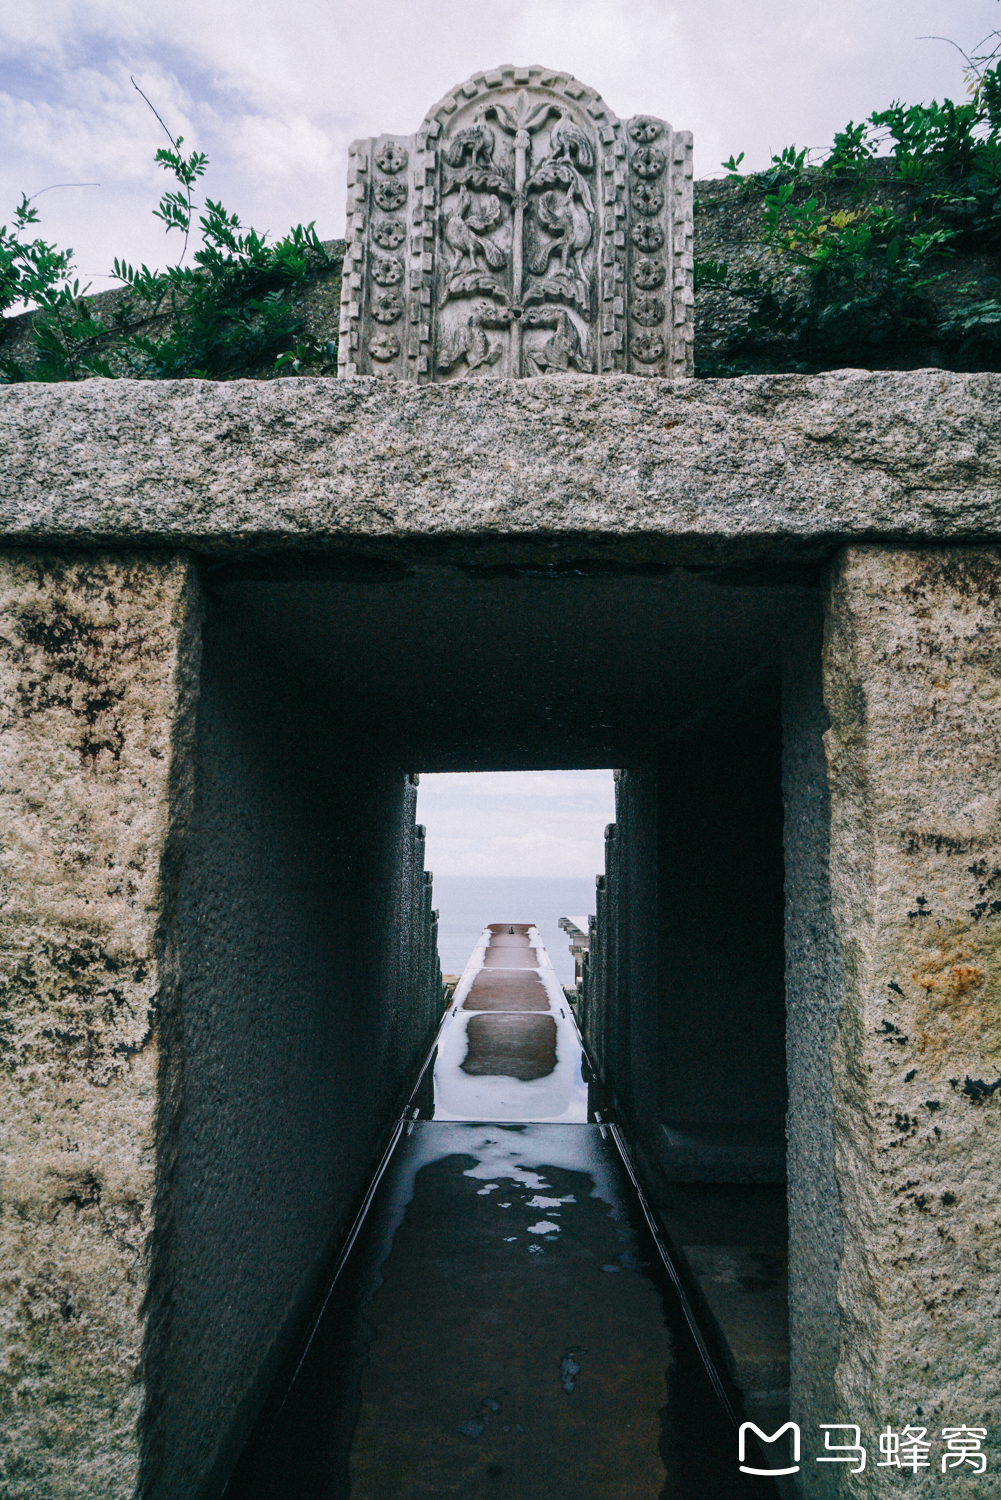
(824, 546, 1001, 1495)
(0, 552, 201, 1500)
(0, 556, 444, 1500)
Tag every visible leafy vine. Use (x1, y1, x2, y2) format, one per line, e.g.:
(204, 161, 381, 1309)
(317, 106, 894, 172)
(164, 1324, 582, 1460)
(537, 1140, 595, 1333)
(0, 92, 342, 383)
(696, 37, 1001, 376)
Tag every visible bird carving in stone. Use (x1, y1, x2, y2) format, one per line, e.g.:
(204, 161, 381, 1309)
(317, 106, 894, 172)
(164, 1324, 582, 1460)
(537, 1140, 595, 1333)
(549, 119, 595, 173)
(437, 302, 505, 376)
(444, 125, 496, 168)
(530, 187, 593, 281)
(528, 309, 590, 373)
(442, 186, 506, 276)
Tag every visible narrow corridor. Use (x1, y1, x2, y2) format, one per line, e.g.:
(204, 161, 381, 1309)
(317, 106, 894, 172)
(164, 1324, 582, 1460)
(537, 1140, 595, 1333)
(228, 926, 780, 1499)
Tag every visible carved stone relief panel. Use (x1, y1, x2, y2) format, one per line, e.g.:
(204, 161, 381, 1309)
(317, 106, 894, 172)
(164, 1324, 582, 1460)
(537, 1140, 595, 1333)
(339, 67, 692, 380)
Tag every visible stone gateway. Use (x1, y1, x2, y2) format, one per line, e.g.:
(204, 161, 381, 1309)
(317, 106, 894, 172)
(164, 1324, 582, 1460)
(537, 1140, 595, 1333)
(0, 63, 999, 1500)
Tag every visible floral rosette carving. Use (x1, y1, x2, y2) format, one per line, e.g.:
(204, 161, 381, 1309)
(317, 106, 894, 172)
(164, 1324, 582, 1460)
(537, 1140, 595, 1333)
(373, 220, 406, 249)
(631, 146, 666, 180)
(630, 331, 665, 362)
(371, 291, 405, 323)
(368, 331, 401, 360)
(374, 179, 408, 211)
(375, 141, 408, 174)
(372, 257, 404, 286)
(631, 295, 665, 325)
(631, 221, 664, 252)
(631, 184, 665, 216)
(632, 257, 665, 290)
(629, 117, 663, 143)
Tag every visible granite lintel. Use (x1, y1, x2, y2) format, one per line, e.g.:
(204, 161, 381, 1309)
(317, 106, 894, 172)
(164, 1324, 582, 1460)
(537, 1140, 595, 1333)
(0, 370, 999, 564)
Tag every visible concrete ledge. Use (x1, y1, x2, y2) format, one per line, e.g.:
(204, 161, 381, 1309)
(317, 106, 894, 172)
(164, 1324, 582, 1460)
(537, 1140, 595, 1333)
(682, 1245, 790, 1391)
(1, 371, 1000, 562)
(659, 1123, 786, 1183)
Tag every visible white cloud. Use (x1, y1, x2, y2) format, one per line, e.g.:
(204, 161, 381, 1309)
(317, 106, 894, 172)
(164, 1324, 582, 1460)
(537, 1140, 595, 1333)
(417, 770, 617, 877)
(1, 0, 996, 292)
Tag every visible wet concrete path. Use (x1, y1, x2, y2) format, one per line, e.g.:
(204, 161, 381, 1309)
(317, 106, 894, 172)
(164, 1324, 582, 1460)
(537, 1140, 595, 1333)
(228, 925, 779, 1500)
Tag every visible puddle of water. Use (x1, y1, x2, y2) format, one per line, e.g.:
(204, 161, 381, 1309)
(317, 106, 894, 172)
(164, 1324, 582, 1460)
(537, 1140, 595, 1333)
(229, 1122, 780, 1500)
(463, 971, 549, 1010)
(341, 1124, 672, 1500)
(461, 1012, 558, 1079)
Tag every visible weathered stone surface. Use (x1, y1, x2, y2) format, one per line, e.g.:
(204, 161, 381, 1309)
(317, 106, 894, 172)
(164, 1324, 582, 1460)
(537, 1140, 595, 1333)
(824, 547, 1001, 1492)
(0, 553, 201, 1498)
(0, 371, 1000, 561)
(782, 605, 844, 1500)
(341, 65, 692, 380)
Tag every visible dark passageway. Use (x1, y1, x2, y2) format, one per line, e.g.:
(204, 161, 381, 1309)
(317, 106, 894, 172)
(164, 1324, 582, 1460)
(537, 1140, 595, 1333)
(159, 562, 811, 1496)
(227, 926, 782, 1499)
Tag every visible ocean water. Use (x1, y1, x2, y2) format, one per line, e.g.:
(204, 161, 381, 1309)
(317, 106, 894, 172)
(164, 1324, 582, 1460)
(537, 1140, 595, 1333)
(430, 875, 597, 986)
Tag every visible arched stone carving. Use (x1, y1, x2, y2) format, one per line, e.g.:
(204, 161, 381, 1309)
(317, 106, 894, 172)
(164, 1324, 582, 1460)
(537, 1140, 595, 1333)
(339, 66, 693, 381)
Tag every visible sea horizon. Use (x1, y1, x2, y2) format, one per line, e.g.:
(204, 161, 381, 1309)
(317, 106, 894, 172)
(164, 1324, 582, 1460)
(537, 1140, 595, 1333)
(429, 874, 598, 986)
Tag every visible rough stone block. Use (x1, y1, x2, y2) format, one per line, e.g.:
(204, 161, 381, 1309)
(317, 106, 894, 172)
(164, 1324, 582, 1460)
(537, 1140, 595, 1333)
(824, 546, 1001, 1492)
(0, 553, 201, 1499)
(1, 372, 1001, 563)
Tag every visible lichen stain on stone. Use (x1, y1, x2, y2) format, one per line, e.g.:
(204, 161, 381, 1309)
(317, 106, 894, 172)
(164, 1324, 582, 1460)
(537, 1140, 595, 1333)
(902, 549, 1001, 606)
(0, 550, 200, 1498)
(10, 588, 142, 772)
(904, 919, 1001, 1070)
(1, 939, 154, 1085)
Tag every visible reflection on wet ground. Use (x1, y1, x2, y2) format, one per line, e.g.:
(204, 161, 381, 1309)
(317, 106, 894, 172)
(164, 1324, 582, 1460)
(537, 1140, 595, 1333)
(228, 925, 780, 1500)
(460, 1013, 558, 1080)
(463, 972, 548, 1010)
(432, 923, 588, 1123)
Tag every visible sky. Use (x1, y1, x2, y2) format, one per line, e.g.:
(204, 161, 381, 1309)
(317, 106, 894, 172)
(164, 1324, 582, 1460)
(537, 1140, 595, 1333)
(2, 0, 998, 293)
(3, 0, 998, 878)
(416, 771, 616, 879)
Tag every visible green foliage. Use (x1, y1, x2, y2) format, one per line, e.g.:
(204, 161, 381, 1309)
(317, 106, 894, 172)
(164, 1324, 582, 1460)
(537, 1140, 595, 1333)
(693, 258, 729, 292)
(940, 296, 1001, 362)
(0, 196, 116, 380)
(0, 195, 73, 314)
(0, 102, 342, 383)
(112, 187, 340, 379)
(149, 140, 208, 250)
(702, 51, 1001, 376)
(720, 143, 811, 192)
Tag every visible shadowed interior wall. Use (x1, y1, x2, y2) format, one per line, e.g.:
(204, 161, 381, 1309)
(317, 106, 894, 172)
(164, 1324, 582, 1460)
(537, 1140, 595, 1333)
(781, 603, 843, 1499)
(653, 686, 787, 1176)
(580, 611, 841, 1494)
(146, 585, 442, 1500)
(585, 689, 788, 1185)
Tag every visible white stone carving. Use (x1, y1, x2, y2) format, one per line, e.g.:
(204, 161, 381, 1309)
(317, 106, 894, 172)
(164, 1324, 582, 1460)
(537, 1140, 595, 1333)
(339, 66, 693, 380)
